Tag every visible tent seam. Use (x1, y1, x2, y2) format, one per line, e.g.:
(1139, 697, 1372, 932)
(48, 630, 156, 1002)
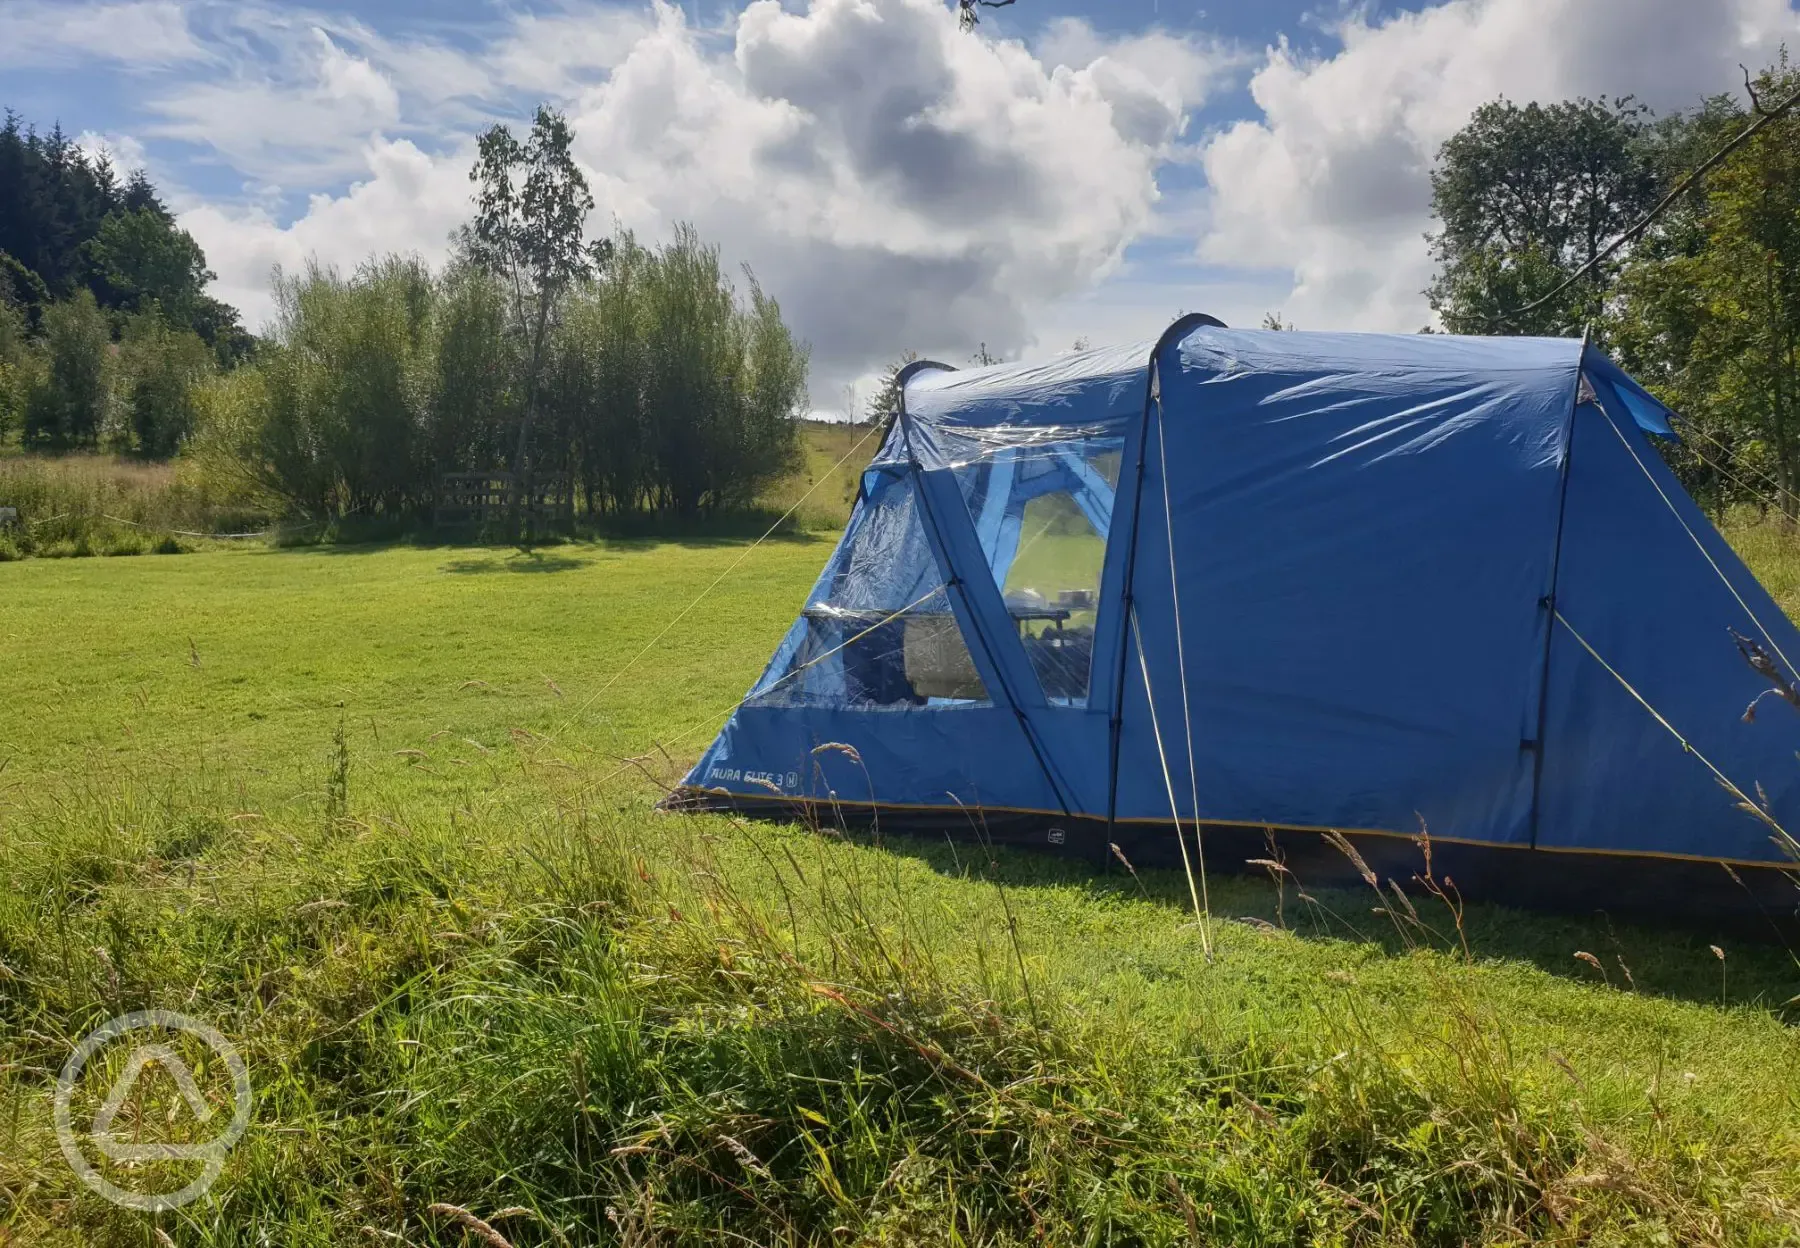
(897, 372, 1075, 817)
(1527, 353, 1585, 850)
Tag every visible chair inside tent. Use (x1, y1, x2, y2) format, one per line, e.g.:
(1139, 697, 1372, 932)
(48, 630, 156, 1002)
(671, 316, 1800, 927)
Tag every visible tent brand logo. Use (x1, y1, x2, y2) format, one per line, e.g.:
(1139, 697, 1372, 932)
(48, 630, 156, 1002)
(54, 1010, 252, 1210)
(707, 766, 799, 792)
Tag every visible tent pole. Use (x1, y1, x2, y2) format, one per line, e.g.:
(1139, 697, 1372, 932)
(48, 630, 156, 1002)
(1106, 313, 1225, 844)
(1527, 332, 1589, 850)
(1106, 366, 1159, 843)
(894, 365, 1077, 818)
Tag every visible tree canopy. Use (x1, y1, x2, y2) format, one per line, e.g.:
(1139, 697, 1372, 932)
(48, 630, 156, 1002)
(1427, 97, 1661, 336)
(0, 109, 251, 364)
(1427, 54, 1800, 519)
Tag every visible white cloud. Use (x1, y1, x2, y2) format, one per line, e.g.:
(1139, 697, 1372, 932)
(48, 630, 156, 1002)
(173, 0, 1219, 394)
(1199, 0, 1800, 332)
(181, 138, 470, 330)
(45, 2, 652, 193)
(147, 24, 406, 186)
(563, 0, 1233, 385)
(74, 130, 151, 178)
(486, 8, 660, 98)
(1036, 16, 1240, 149)
(0, 1, 205, 69)
(21, 0, 1800, 375)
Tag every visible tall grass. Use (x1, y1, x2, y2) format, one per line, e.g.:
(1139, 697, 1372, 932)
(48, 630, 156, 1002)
(2, 748, 1797, 1245)
(0, 417, 869, 561)
(0, 453, 273, 559)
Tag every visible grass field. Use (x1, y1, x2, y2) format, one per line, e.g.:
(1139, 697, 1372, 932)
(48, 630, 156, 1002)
(4, 511, 1800, 1243)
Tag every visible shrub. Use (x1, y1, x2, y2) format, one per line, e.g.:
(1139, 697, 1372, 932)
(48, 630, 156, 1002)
(0, 454, 267, 558)
(100, 531, 145, 556)
(0, 297, 31, 444)
(198, 230, 808, 526)
(117, 310, 213, 456)
(22, 291, 109, 449)
(256, 257, 438, 517)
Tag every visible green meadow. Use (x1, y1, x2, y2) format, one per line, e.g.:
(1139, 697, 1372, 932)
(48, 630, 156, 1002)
(3, 505, 1800, 1244)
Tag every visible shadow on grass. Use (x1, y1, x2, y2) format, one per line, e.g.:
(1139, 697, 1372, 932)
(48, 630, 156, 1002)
(818, 824, 1800, 1018)
(261, 508, 840, 558)
(441, 553, 589, 575)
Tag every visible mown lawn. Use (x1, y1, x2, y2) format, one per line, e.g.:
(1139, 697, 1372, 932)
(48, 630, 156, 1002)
(3, 527, 1800, 1245)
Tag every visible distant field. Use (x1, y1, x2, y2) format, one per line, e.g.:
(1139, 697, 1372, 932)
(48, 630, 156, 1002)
(771, 419, 880, 530)
(3, 504, 1800, 1242)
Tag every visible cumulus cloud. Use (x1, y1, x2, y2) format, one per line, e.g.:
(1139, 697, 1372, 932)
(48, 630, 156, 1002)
(185, 138, 471, 329)
(1199, 0, 1800, 331)
(570, 0, 1233, 385)
(162, 0, 1228, 392)
(1036, 16, 1241, 149)
(74, 131, 152, 178)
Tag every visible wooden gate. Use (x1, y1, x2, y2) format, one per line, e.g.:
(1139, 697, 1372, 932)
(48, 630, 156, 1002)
(434, 472, 574, 529)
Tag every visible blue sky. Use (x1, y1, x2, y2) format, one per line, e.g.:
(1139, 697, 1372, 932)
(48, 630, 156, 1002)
(2, 0, 1794, 408)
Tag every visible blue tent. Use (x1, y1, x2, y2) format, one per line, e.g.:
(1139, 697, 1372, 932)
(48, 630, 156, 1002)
(676, 317, 1800, 918)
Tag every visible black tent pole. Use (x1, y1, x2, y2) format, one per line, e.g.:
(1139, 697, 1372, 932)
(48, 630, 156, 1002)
(1527, 328, 1590, 851)
(1105, 314, 1226, 846)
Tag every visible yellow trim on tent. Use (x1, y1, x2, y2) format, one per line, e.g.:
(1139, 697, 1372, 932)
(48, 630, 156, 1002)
(672, 788, 1800, 875)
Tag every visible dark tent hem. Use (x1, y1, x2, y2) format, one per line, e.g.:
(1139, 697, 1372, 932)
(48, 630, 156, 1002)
(664, 788, 1800, 940)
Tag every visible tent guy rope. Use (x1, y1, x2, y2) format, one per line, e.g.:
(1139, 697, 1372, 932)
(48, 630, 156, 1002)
(1594, 396, 1800, 678)
(546, 420, 882, 748)
(1554, 608, 1800, 858)
(1130, 606, 1213, 956)
(1152, 385, 1214, 947)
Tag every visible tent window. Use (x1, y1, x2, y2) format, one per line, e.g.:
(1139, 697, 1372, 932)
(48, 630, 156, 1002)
(1003, 492, 1107, 702)
(949, 423, 1125, 707)
(747, 475, 990, 710)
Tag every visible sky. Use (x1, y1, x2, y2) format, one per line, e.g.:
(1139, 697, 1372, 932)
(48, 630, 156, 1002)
(4, 0, 1799, 414)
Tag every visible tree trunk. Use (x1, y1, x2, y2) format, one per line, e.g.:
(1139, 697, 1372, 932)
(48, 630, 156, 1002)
(509, 294, 553, 542)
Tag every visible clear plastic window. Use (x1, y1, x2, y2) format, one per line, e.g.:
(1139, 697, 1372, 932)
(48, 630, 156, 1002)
(749, 476, 990, 709)
(948, 424, 1123, 707)
(1001, 492, 1107, 701)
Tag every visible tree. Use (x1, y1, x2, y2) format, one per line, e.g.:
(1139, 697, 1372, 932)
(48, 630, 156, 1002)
(0, 111, 254, 362)
(0, 115, 122, 303)
(1612, 58, 1800, 518)
(730, 269, 810, 507)
(84, 207, 211, 326)
(958, 0, 1017, 31)
(866, 350, 920, 436)
(255, 258, 438, 517)
(430, 262, 519, 481)
(464, 105, 607, 534)
(0, 295, 29, 442)
(23, 289, 109, 447)
(1427, 97, 1662, 336)
(117, 310, 213, 456)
